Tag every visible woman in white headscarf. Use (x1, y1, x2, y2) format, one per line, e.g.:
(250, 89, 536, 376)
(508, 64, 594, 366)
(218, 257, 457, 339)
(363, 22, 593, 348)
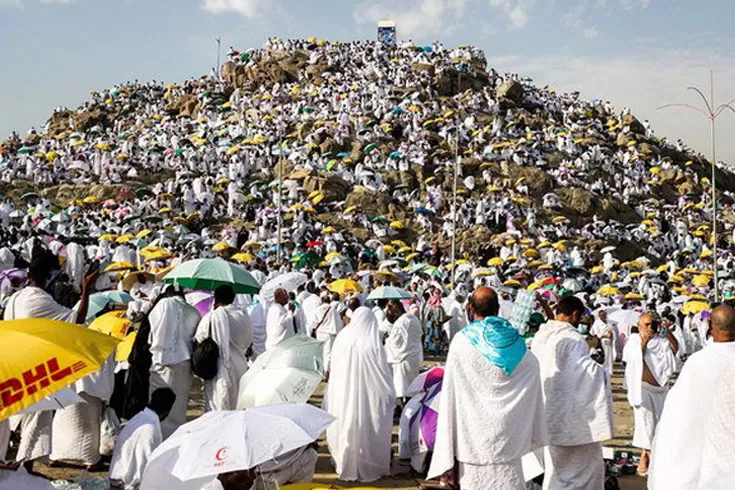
(324, 307, 396, 482)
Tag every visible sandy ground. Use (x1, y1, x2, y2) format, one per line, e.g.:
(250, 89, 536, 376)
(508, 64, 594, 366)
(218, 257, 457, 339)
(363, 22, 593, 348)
(34, 364, 647, 490)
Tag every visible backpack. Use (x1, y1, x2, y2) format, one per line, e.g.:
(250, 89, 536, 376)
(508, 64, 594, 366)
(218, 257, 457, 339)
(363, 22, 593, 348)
(192, 323, 219, 380)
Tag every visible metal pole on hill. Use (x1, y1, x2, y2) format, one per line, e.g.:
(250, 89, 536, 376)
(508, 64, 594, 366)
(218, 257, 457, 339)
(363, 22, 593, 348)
(451, 68, 461, 291)
(216, 37, 222, 81)
(658, 70, 735, 303)
(277, 133, 284, 263)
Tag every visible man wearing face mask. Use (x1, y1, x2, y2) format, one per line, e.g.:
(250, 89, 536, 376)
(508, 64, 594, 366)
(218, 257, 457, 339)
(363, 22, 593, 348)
(531, 295, 613, 490)
(3, 251, 99, 472)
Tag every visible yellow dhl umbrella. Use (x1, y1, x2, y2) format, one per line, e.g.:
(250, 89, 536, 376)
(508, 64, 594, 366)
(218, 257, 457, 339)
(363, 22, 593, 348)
(505, 238, 517, 245)
(700, 249, 714, 258)
(682, 300, 710, 315)
(0, 318, 119, 421)
(597, 285, 620, 297)
(522, 249, 539, 259)
(406, 252, 420, 261)
(140, 245, 168, 257)
(289, 204, 304, 212)
(116, 332, 137, 362)
(328, 279, 363, 295)
(212, 242, 234, 252)
(456, 259, 471, 266)
(303, 206, 316, 213)
(692, 275, 711, 287)
(344, 205, 358, 214)
(590, 265, 605, 274)
(398, 246, 412, 254)
(669, 274, 685, 284)
(552, 242, 567, 253)
(89, 311, 132, 340)
(104, 261, 136, 273)
(505, 256, 518, 263)
(519, 238, 532, 245)
(625, 292, 644, 301)
(374, 270, 397, 280)
(537, 241, 551, 249)
(690, 294, 709, 301)
(526, 260, 544, 268)
(657, 264, 670, 273)
(136, 229, 152, 239)
(144, 250, 172, 263)
(216, 178, 230, 185)
(231, 253, 255, 264)
(99, 234, 117, 242)
(312, 193, 324, 205)
(83, 196, 101, 205)
(116, 235, 135, 244)
(538, 264, 554, 271)
(487, 257, 504, 267)
(382, 245, 396, 254)
(321, 226, 336, 234)
(307, 190, 322, 200)
(389, 221, 405, 230)
(391, 240, 408, 248)
(95, 143, 111, 151)
(504, 279, 522, 288)
(157, 207, 172, 215)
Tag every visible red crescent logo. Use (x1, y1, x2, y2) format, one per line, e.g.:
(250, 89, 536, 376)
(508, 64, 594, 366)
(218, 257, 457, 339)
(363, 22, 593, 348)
(215, 446, 229, 462)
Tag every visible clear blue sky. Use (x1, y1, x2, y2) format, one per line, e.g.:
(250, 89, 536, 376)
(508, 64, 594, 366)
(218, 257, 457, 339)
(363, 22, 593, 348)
(2, 0, 735, 162)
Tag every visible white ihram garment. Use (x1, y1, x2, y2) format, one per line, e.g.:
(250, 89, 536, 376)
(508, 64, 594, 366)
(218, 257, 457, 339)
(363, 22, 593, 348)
(194, 305, 252, 411)
(385, 313, 423, 398)
(148, 296, 200, 439)
(622, 334, 676, 450)
(698, 360, 735, 489)
(428, 333, 547, 490)
(265, 303, 295, 351)
(648, 342, 735, 490)
(325, 307, 396, 482)
(531, 320, 613, 490)
(109, 408, 162, 490)
(313, 302, 344, 372)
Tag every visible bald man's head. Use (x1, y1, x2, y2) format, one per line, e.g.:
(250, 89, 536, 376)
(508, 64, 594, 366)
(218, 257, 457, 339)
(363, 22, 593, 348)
(711, 305, 735, 342)
(469, 286, 499, 320)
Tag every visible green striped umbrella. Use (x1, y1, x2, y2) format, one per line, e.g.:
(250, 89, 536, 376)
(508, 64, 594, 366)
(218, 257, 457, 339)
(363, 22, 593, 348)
(163, 259, 260, 294)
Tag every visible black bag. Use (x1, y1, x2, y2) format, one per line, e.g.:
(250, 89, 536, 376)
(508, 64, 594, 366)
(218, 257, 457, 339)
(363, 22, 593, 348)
(192, 323, 219, 380)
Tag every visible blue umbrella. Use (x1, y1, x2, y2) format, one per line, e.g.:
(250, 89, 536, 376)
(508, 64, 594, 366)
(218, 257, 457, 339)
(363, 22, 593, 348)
(415, 207, 433, 215)
(83, 291, 134, 322)
(389, 151, 403, 160)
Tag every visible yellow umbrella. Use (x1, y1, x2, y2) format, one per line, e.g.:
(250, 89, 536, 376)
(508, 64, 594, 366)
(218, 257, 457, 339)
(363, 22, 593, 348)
(231, 253, 255, 264)
(552, 242, 567, 253)
(389, 221, 406, 230)
(657, 264, 670, 273)
(99, 234, 117, 242)
(325, 252, 342, 262)
(136, 229, 152, 239)
(116, 235, 135, 244)
(398, 246, 412, 254)
(526, 260, 544, 268)
(121, 271, 155, 292)
(307, 190, 322, 200)
(538, 264, 554, 271)
(116, 332, 137, 362)
(406, 252, 420, 262)
(382, 245, 396, 254)
(625, 292, 644, 301)
(504, 279, 522, 288)
(537, 241, 551, 249)
(83, 196, 101, 205)
(158, 207, 172, 215)
(692, 275, 711, 287)
(552, 216, 567, 224)
(312, 194, 324, 205)
(328, 279, 363, 296)
(682, 300, 710, 315)
(289, 204, 304, 212)
(597, 285, 620, 297)
(590, 265, 604, 275)
(391, 240, 408, 248)
(669, 274, 685, 284)
(321, 226, 336, 234)
(522, 248, 539, 259)
(505, 256, 518, 263)
(0, 318, 119, 421)
(487, 257, 504, 267)
(104, 261, 136, 273)
(700, 249, 713, 258)
(143, 250, 172, 263)
(212, 242, 234, 252)
(373, 270, 397, 280)
(89, 311, 132, 340)
(344, 205, 358, 214)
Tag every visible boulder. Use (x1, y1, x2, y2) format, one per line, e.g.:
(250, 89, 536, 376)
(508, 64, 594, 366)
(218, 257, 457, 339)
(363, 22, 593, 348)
(345, 186, 393, 217)
(304, 173, 350, 202)
(496, 79, 524, 103)
(623, 114, 646, 135)
(412, 63, 435, 75)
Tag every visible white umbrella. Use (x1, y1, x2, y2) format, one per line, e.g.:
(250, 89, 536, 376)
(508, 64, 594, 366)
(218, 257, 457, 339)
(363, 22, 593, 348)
(140, 404, 334, 489)
(608, 309, 641, 328)
(259, 272, 308, 303)
(600, 246, 616, 254)
(236, 335, 324, 409)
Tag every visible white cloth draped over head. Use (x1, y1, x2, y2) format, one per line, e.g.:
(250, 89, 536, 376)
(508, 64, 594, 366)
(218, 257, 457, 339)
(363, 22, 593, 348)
(148, 296, 200, 366)
(531, 320, 613, 445)
(428, 333, 548, 480)
(698, 360, 735, 489)
(325, 307, 396, 482)
(622, 334, 676, 408)
(194, 304, 252, 411)
(649, 342, 735, 490)
(247, 300, 266, 358)
(265, 302, 295, 351)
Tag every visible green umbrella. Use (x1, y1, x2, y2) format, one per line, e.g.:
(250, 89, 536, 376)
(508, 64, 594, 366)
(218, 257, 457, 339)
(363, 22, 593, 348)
(135, 188, 152, 197)
(163, 258, 260, 294)
(17, 147, 33, 155)
(326, 159, 338, 171)
(363, 143, 377, 154)
(239, 53, 250, 63)
(144, 216, 163, 224)
(174, 148, 185, 156)
(294, 251, 321, 270)
(300, 107, 315, 114)
(366, 286, 413, 301)
(83, 291, 134, 322)
(371, 216, 388, 223)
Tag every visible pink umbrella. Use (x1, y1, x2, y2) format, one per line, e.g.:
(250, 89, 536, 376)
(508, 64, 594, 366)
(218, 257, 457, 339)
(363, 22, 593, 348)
(407, 366, 444, 450)
(185, 291, 214, 317)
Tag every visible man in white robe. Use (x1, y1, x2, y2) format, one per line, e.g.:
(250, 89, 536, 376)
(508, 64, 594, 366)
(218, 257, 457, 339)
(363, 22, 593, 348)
(247, 298, 266, 359)
(590, 309, 615, 374)
(622, 312, 677, 476)
(109, 388, 176, 490)
(3, 254, 98, 471)
(325, 307, 395, 482)
(443, 291, 468, 341)
(147, 289, 200, 438)
(311, 293, 344, 375)
(531, 295, 613, 490)
(194, 285, 252, 411)
(429, 287, 547, 490)
(385, 302, 424, 401)
(648, 305, 735, 489)
(265, 288, 295, 351)
(697, 358, 735, 489)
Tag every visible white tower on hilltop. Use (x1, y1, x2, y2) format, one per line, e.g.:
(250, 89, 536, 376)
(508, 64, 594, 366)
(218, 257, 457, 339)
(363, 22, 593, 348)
(377, 19, 396, 47)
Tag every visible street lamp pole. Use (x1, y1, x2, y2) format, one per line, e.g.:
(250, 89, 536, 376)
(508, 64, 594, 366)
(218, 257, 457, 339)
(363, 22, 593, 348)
(451, 67, 461, 291)
(658, 70, 735, 302)
(215, 37, 222, 81)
